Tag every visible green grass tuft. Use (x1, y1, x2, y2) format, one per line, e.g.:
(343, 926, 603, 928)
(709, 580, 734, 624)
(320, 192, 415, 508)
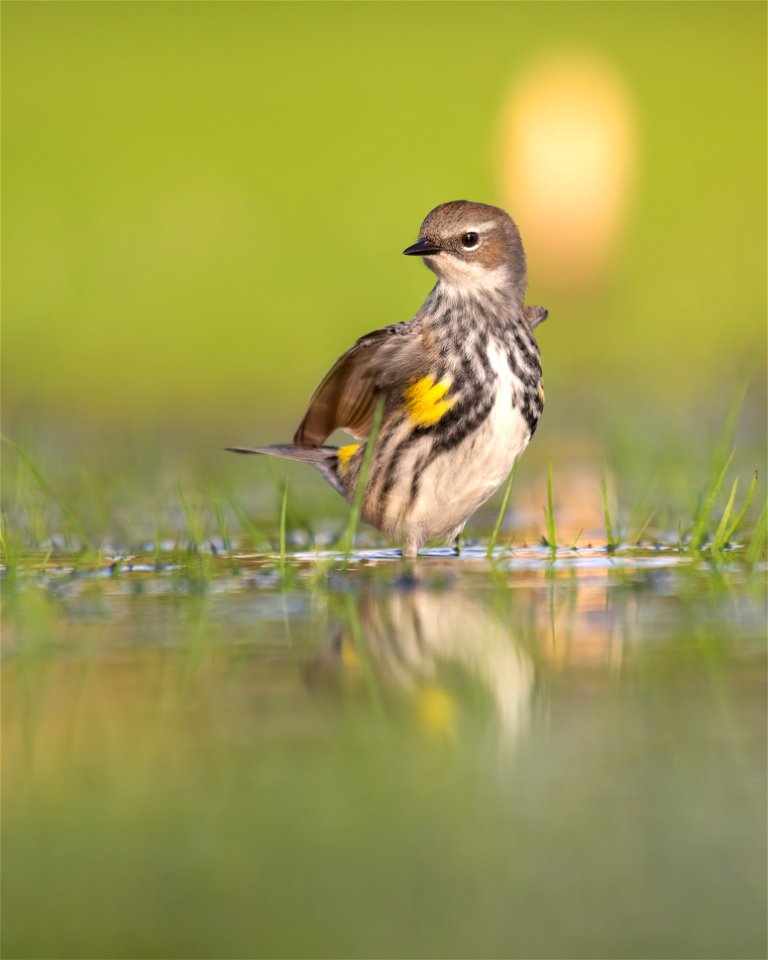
(542, 463, 557, 551)
(601, 473, 620, 552)
(211, 486, 239, 573)
(690, 449, 735, 551)
(1, 434, 94, 554)
(176, 488, 213, 582)
(487, 465, 518, 559)
(722, 470, 758, 547)
(224, 492, 271, 553)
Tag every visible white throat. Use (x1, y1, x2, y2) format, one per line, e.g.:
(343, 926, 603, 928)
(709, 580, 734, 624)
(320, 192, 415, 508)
(436, 261, 518, 305)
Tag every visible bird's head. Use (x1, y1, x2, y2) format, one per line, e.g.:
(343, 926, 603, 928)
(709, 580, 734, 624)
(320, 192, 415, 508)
(403, 200, 527, 304)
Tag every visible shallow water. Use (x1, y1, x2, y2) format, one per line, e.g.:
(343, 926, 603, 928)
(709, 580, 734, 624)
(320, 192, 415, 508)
(3, 546, 766, 959)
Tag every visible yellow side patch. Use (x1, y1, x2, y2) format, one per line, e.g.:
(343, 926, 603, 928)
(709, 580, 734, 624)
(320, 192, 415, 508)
(403, 375, 454, 428)
(538, 381, 545, 404)
(337, 444, 361, 474)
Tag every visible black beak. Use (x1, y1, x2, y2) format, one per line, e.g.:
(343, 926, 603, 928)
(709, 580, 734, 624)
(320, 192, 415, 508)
(403, 238, 441, 257)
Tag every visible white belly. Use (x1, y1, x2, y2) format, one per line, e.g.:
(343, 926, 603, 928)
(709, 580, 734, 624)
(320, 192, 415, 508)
(391, 344, 531, 545)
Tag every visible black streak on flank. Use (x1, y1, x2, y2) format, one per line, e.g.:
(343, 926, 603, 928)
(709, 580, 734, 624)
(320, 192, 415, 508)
(409, 452, 427, 505)
(428, 391, 496, 455)
(521, 386, 544, 435)
(514, 332, 541, 371)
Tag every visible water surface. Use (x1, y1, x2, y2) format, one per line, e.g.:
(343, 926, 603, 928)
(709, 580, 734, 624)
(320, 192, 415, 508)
(3, 546, 766, 958)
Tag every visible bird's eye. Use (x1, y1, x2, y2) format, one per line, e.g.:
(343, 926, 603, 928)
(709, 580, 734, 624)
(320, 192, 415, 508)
(461, 232, 479, 249)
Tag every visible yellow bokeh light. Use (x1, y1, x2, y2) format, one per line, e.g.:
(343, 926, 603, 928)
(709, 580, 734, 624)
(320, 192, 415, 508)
(416, 684, 457, 738)
(497, 51, 637, 292)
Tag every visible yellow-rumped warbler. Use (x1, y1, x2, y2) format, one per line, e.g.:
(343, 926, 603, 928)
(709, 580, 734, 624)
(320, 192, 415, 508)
(228, 200, 547, 558)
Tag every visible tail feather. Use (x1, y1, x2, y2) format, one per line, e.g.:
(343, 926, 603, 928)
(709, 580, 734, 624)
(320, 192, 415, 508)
(225, 443, 335, 463)
(225, 444, 345, 495)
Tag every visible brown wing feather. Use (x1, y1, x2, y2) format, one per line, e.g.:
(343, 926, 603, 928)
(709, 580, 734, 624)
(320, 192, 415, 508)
(294, 317, 425, 447)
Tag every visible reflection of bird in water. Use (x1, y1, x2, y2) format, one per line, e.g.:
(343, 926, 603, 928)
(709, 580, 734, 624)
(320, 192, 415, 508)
(307, 586, 534, 741)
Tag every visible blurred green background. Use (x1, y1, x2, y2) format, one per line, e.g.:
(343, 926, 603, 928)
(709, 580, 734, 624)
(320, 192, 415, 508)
(3, 7, 767, 960)
(3, 0, 766, 452)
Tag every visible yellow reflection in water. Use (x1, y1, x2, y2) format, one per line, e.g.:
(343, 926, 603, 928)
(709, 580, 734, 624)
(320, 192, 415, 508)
(335, 588, 535, 741)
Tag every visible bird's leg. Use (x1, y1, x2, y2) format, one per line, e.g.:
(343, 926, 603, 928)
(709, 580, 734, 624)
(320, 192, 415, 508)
(453, 532, 462, 556)
(403, 538, 419, 561)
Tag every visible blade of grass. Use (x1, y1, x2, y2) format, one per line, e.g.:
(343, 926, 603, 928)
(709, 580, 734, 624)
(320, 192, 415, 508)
(625, 474, 658, 546)
(279, 482, 289, 578)
(0, 511, 18, 584)
(177, 488, 204, 552)
(631, 508, 656, 545)
(225, 492, 271, 553)
(745, 499, 767, 566)
(570, 528, 584, 550)
(12, 448, 51, 549)
(150, 510, 162, 569)
(542, 463, 557, 551)
(723, 470, 758, 545)
(1, 434, 93, 552)
(340, 394, 385, 560)
(177, 488, 213, 583)
(691, 449, 734, 550)
(211, 486, 238, 573)
(601, 473, 619, 552)
(176, 487, 211, 579)
(264, 458, 314, 538)
(709, 382, 748, 478)
(710, 477, 738, 558)
(487, 464, 518, 559)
